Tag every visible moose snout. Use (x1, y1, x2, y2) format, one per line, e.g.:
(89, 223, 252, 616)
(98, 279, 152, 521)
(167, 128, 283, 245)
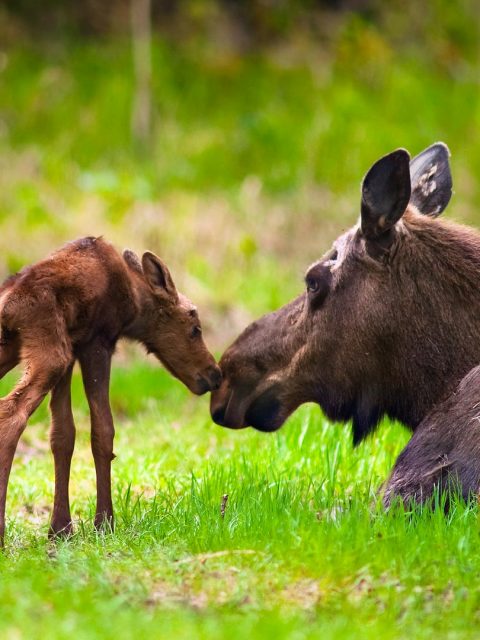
(211, 402, 226, 426)
(210, 380, 249, 430)
(210, 381, 230, 426)
(194, 364, 222, 395)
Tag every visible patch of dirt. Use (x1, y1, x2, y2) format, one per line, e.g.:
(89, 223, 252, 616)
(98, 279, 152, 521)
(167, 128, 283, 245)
(17, 502, 51, 527)
(145, 565, 248, 610)
(280, 579, 323, 609)
(174, 549, 260, 565)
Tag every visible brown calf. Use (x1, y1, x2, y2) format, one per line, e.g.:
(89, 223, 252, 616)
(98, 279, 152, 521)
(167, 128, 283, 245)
(0, 237, 221, 542)
(211, 143, 480, 500)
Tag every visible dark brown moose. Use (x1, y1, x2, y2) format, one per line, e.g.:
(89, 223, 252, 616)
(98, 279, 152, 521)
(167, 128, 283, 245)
(211, 142, 480, 504)
(0, 237, 221, 543)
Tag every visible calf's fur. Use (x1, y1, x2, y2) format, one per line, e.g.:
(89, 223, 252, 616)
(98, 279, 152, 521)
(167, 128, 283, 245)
(0, 237, 221, 542)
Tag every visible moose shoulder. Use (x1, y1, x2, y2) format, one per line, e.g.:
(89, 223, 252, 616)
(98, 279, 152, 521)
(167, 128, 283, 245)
(211, 143, 480, 454)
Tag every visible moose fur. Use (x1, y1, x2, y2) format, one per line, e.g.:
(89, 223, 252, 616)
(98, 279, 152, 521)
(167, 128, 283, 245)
(383, 366, 480, 506)
(211, 143, 480, 504)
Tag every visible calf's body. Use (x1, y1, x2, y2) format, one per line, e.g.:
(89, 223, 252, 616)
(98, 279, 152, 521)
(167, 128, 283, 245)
(0, 237, 221, 542)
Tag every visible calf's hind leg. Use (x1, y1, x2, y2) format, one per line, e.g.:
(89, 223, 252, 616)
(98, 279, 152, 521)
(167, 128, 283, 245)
(0, 332, 20, 379)
(0, 344, 72, 544)
(49, 363, 76, 538)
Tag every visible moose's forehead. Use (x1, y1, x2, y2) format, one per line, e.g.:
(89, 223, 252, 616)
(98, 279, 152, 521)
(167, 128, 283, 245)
(334, 225, 358, 260)
(225, 294, 305, 357)
(306, 224, 358, 275)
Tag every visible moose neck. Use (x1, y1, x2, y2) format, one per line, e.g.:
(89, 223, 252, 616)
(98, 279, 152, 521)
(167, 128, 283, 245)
(371, 211, 480, 434)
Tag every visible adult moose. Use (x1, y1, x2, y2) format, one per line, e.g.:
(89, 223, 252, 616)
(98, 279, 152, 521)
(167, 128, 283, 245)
(211, 143, 480, 502)
(0, 237, 221, 543)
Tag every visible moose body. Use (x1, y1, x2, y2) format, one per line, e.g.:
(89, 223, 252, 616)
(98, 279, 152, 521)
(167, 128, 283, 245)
(383, 366, 480, 505)
(211, 143, 480, 502)
(0, 236, 221, 542)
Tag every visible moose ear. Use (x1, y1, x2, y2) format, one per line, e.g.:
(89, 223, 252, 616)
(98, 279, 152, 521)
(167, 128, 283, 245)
(361, 149, 411, 239)
(409, 142, 452, 217)
(141, 252, 178, 298)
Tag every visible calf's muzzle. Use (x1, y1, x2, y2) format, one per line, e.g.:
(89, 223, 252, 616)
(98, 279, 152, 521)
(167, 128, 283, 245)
(194, 363, 222, 395)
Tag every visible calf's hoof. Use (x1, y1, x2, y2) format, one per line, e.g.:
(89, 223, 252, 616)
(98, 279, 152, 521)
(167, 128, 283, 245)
(94, 512, 114, 533)
(48, 519, 74, 539)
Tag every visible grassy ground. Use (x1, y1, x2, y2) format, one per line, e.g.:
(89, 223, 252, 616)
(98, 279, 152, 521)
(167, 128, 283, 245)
(1, 362, 479, 639)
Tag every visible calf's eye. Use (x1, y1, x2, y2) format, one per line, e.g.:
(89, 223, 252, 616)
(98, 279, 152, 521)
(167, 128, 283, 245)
(191, 326, 202, 338)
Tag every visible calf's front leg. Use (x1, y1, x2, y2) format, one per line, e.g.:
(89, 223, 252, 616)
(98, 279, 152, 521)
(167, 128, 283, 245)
(49, 363, 75, 538)
(79, 342, 115, 531)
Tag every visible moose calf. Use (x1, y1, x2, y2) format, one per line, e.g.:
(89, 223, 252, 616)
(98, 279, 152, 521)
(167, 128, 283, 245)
(0, 237, 221, 543)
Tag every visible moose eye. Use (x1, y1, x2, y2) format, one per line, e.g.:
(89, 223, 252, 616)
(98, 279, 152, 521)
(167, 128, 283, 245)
(330, 249, 338, 261)
(305, 264, 332, 309)
(191, 326, 202, 339)
(306, 276, 320, 293)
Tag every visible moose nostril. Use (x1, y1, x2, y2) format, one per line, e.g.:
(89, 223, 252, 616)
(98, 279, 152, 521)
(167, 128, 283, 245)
(211, 406, 226, 426)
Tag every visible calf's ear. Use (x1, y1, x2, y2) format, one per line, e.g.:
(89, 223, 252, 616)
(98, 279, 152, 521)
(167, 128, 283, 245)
(409, 142, 452, 217)
(123, 249, 143, 274)
(361, 149, 411, 239)
(142, 252, 178, 299)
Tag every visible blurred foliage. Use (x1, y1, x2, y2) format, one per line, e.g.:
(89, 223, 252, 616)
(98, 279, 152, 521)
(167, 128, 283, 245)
(0, 1, 479, 349)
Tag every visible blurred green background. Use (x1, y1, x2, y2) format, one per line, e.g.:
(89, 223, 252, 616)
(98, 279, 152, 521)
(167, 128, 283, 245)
(1, 0, 479, 353)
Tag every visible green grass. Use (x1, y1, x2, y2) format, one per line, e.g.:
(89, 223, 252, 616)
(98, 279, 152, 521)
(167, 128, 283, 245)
(0, 362, 479, 639)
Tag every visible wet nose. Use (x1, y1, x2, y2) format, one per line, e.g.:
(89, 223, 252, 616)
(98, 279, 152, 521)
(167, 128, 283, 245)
(205, 365, 222, 391)
(194, 365, 223, 395)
